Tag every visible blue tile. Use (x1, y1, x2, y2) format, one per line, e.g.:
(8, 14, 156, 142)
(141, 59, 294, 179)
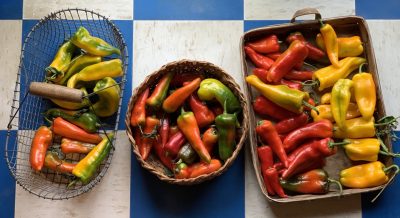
(362, 131, 400, 218)
(130, 152, 245, 218)
(0, 130, 16, 218)
(244, 20, 289, 32)
(356, 0, 400, 19)
(0, 0, 22, 19)
(134, 0, 243, 20)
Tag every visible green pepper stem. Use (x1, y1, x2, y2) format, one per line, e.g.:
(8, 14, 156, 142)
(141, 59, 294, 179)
(383, 164, 400, 175)
(303, 61, 318, 71)
(374, 116, 399, 127)
(379, 150, 400, 157)
(302, 100, 319, 115)
(328, 178, 343, 197)
(328, 140, 350, 148)
(180, 107, 185, 115)
(301, 79, 319, 87)
(358, 63, 368, 74)
(223, 100, 228, 114)
(318, 19, 324, 28)
(378, 137, 389, 152)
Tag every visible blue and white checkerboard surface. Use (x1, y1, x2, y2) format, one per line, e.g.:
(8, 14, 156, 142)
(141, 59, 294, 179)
(1, 0, 400, 217)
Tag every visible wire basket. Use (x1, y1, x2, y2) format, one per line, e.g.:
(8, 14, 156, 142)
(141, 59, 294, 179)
(4, 8, 128, 200)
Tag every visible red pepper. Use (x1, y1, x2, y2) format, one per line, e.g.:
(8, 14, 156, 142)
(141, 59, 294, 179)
(253, 68, 302, 90)
(130, 88, 149, 127)
(53, 117, 102, 144)
(202, 127, 218, 154)
(281, 138, 337, 179)
(61, 138, 93, 154)
(154, 134, 174, 170)
(265, 52, 303, 70)
(163, 77, 201, 113)
(244, 46, 274, 70)
(257, 146, 275, 195)
(283, 69, 313, 81)
(264, 168, 287, 198)
(44, 152, 76, 173)
(170, 73, 204, 87)
(286, 32, 326, 61)
(189, 159, 222, 178)
(146, 72, 173, 108)
(210, 104, 224, 117)
(283, 119, 333, 152)
(267, 40, 309, 83)
(164, 131, 186, 158)
(256, 120, 289, 168)
(189, 94, 215, 128)
(274, 150, 326, 174)
(275, 113, 309, 134)
(174, 162, 190, 179)
(30, 126, 53, 171)
(160, 118, 169, 148)
(169, 125, 179, 138)
(140, 117, 160, 160)
(280, 79, 302, 90)
(246, 35, 280, 54)
(252, 95, 297, 121)
(133, 127, 142, 149)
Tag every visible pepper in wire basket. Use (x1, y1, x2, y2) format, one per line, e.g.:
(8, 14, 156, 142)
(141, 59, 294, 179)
(58, 54, 102, 85)
(91, 77, 121, 117)
(45, 41, 77, 83)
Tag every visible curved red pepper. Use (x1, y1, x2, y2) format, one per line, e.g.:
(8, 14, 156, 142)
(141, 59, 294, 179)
(286, 32, 326, 61)
(252, 68, 302, 90)
(154, 134, 174, 170)
(284, 69, 313, 81)
(130, 88, 149, 127)
(257, 146, 275, 195)
(53, 117, 102, 144)
(275, 113, 309, 134)
(283, 119, 333, 152)
(189, 159, 222, 178)
(189, 94, 215, 128)
(267, 40, 309, 83)
(244, 46, 274, 70)
(265, 52, 303, 70)
(30, 126, 53, 171)
(280, 79, 302, 90)
(140, 117, 159, 160)
(246, 35, 280, 54)
(202, 127, 218, 154)
(252, 95, 297, 121)
(256, 120, 289, 168)
(61, 138, 93, 154)
(163, 78, 201, 113)
(264, 168, 287, 198)
(164, 131, 187, 158)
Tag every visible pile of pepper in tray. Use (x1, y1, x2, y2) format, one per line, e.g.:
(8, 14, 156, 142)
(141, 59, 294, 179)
(29, 26, 122, 185)
(130, 72, 241, 179)
(245, 20, 399, 197)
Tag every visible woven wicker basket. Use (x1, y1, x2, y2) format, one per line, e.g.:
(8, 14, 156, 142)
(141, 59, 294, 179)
(125, 60, 249, 185)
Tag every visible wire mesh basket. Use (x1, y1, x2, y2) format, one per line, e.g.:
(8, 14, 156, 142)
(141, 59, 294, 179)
(4, 8, 128, 200)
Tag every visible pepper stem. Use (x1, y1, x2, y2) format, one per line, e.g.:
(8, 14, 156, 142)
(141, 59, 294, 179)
(318, 19, 324, 28)
(328, 140, 350, 148)
(383, 164, 400, 175)
(223, 100, 228, 114)
(374, 116, 399, 127)
(303, 61, 318, 71)
(378, 137, 389, 152)
(180, 107, 186, 115)
(358, 63, 368, 74)
(302, 100, 319, 115)
(328, 178, 343, 197)
(301, 79, 319, 87)
(379, 150, 400, 157)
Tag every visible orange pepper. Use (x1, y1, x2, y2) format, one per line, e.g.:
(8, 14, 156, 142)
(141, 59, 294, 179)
(52, 117, 102, 144)
(163, 78, 201, 113)
(140, 117, 160, 160)
(189, 159, 222, 178)
(30, 126, 53, 171)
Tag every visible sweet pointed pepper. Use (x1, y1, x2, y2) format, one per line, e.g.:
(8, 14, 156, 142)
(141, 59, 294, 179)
(45, 41, 76, 83)
(333, 117, 375, 139)
(319, 21, 339, 67)
(215, 102, 237, 161)
(130, 88, 150, 127)
(146, 72, 174, 108)
(331, 79, 354, 130)
(44, 152, 76, 173)
(246, 34, 280, 54)
(189, 94, 215, 128)
(244, 46, 274, 70)
(91, 77, 120, 117)
(202, 126, 218, 154)
(59, 54, 102, 85)
(353, 64, 376, 120)
(311, 103, 361, 122)
(316, 34, 364, 58)
(52, 117, 102, 144)
(61, 138, 93, 154)
(44, 108, 100, 133)
(163, 78, 201, 113)
(140, 116, 159, 160)
(286, 32, 326, 61)
(30, 126, 53, 171)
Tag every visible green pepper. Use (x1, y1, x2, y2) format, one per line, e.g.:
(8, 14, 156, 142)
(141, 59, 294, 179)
(215, 101, 237, 161)
(67, 59, 123, 88)
(146, 72, 174, 108)
(91, 77, 120, 117)
(72, 133, 113, 184)
(59, 54, 102, 85)
(71, 26, 121, 57)
(178, 143, 198, 165)
(197, 78, 241, 113)
(44, 108, 101, 133)
(45, 41, 77, 83)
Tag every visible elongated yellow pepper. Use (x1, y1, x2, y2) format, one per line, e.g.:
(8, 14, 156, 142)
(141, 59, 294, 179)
(333, 117, 375, 139)
(311, 103, 360, 122)
(331, 79, 354, 130)
(352, 64, 376, 120)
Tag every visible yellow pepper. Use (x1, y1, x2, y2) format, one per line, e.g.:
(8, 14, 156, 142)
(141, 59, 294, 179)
(316, 34, 364, 58)
(311, 103, 360, 122)
(90, 77, 120, 117)
(352, 64, 376, 120)
(313, 57, 366, 91)
(333, 117, 375, 139)
(342, 138, 400, 162)
(50, 87, 90, 110)
(340, 161, 398, 188)
(319, 22, 339, 68)
(331, 79, 354, 130)
(320, 92, 356, 104)
(45, 41, 77, 83)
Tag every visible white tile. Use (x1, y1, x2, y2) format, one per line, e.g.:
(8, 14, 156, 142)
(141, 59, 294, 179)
(367, 20, 400, 130)
(15, 131, 131, 218)
(245, 144, 362, 218)
(245, 0, 355, 20)
(133, 21, 244, 90)
(0, 20, 22, 129)
(23, 0, 133, 20)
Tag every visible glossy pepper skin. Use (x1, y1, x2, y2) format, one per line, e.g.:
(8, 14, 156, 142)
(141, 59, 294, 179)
(67, 59, 123, 88)
(280, 169, 342, 194)
(244, 46, 274, 70)
(163, 78, 201, 113)
(91, 77, 121, 117)
(316, 34, 364, 58)
(340, 161, 396, 188)
(353, 67, 376, 120)
(170, 73, 204, 87)
(331, 79, 354, 130)
(71, 26, 121, 56)
(284, 69, 313, 81)
(342, 138, 380, 161)
(283, 119, 333, 152)
(252, 95, 297, 120)
(246, 75, 309, 114)
(265, 168, 287, 198)
(174, 162, 190, 179)
(61, 138, 93, 154)
(140, 117, 159, 160)
(189, 159, 222, 178)
(202, 126, 218, 154)
(146, 72, 174, 108)
(215, 102, 237, 161)
(320, 22, 339, 67)
(53, 117, 102, 144)
(73, 133, 114, 184)
(252, 68, 302, 90)
(50, 87, 90, 110)
(313, 57, 366, 91)
(44, 108, 100, 133)
(178, 143, 198, 165)
(256, 120, 289, 168)
(45, 41, 76, 83)
(333, 117, 375, 139)
(164, 131, 186, 158)
(59, 54, 102, 85)
(130, 88, 150, 127)
(44, 152, 76, 173)
(275, 113, 309, 134)
(177, 108, 211, 163)
(246, 34, 280, 54)
(197, 78, 241, 113)
(189, 94, 215, 128)
(286, 32, 326, 61)
(257, 146, 276, 196)
(154, 136, 174, 170)
(267, 40, 309, 83)
(311, 103, 361, 122)
(30, 126, 53, 171)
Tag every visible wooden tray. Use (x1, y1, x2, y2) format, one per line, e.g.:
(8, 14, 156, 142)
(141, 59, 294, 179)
(240, 8, 393, 203)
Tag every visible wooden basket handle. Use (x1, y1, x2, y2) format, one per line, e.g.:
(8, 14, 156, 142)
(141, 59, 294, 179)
(29, 82, 84, 103)
(291, 8, 321, 23)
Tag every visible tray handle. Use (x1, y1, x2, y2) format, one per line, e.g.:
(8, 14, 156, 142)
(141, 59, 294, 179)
(291, 8, 321, 23)
(29, 82, 84, 103)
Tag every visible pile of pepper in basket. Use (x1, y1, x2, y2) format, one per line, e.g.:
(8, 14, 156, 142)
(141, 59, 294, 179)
(29, 26, 122, 185)
(245, 20, 399, 198)
(130, 72, 242, 179)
